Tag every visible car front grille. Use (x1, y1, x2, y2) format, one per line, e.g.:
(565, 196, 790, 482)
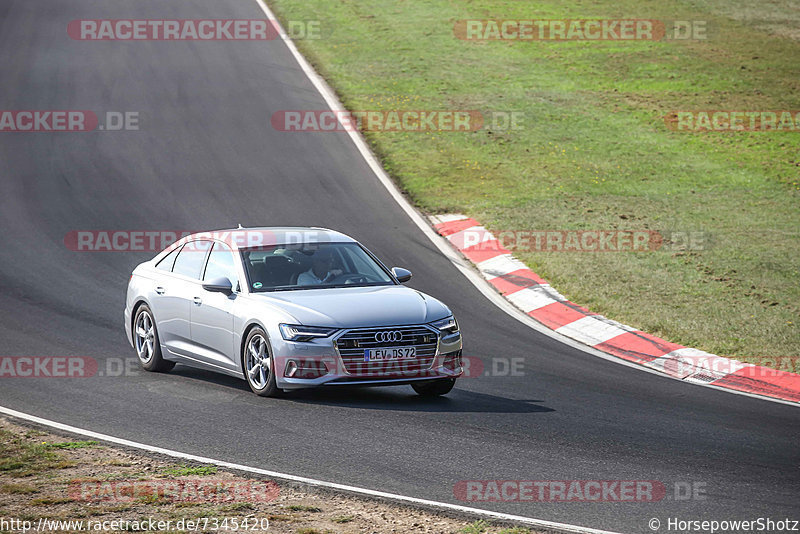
(334, 325, 439, 376)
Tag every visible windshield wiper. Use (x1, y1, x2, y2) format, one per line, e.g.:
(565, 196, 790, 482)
(255, 282, 393, 292)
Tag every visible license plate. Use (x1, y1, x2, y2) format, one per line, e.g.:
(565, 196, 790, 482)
(364, 346, 417, 361)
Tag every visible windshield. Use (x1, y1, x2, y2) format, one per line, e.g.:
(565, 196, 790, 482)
(242, 242, 395, 292)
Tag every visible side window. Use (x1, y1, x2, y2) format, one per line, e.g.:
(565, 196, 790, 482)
(172, 240, 211, 279)
(155, 246, 181, 271)
(203, 242, 238, 288)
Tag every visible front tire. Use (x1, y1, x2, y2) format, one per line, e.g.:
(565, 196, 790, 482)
(133, 304, 175, 372)
(412, 378, 456, 397)
(242, 327, 280, 397)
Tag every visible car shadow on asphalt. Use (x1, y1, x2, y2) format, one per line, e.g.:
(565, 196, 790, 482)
(287, 387, 555, 413)
(168, 366, 553, 414)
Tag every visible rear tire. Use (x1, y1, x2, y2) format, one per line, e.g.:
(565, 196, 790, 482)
(412, 378, 456, 397)
(242, 327, 280, 397)
(133, 304, 175, 372)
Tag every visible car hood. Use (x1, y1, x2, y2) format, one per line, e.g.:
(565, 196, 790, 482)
(253, 285, 451, 328)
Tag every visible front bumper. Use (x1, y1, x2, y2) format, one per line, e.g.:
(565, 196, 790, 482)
(272, 326, 463, 390)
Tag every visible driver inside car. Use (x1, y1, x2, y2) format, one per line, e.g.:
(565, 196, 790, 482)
(297, 248, 343, 286)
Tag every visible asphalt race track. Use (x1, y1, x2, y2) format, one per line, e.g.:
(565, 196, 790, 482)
(1, 1, 798, 532)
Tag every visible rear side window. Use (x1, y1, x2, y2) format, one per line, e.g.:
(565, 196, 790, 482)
(172, 240, 211, 279)
(155, 246, 181, 271)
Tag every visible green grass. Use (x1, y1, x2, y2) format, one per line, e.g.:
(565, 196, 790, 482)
(267, 0, 800, 362)
(332, 515, 354, 523)
(462, 520, 491, 534)
(0, 430, 69, 475)
(42, 441, 98, 450)
(0, 483, 38, 495)
(161, 464, 217, 477)
(137, 494, 164, 505)
(29, 496, 72, 506)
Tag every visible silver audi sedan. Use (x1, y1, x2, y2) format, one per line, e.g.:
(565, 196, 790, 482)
(124, 227, 463, 397)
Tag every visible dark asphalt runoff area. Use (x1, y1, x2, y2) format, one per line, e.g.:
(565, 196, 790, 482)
(0, 1, 798, 532)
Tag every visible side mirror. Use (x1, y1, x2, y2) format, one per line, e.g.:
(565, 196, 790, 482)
(391, 267, 412, 283)
(202, 277, 233, 294)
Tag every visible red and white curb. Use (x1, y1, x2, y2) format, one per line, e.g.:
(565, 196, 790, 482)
(430, 214, 800, 405)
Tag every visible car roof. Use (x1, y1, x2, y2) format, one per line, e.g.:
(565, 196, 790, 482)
(178, 226, 357, 251)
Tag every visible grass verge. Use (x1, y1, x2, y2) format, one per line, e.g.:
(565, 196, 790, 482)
(0, 417, 535, 533)
(266, 0, 800, 363)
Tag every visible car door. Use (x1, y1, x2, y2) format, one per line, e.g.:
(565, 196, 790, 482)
(190, 241, 240, 370)
(152, 240, 211, 358)
(147, 245, 187, 354)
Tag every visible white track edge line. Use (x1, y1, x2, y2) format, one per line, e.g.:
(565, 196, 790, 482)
(252, 0, 796, 409)
(0, 405, 621, 534)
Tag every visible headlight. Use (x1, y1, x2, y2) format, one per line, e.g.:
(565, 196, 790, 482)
(279, 324, 337, 342)
(430, 315, 459, 334)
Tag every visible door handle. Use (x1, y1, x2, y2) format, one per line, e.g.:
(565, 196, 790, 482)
(193, 297, 202, 306)
(155, 287, 166, 295)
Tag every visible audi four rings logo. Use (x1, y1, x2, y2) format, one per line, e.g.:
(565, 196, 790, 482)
(375, 331, 403, 343)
